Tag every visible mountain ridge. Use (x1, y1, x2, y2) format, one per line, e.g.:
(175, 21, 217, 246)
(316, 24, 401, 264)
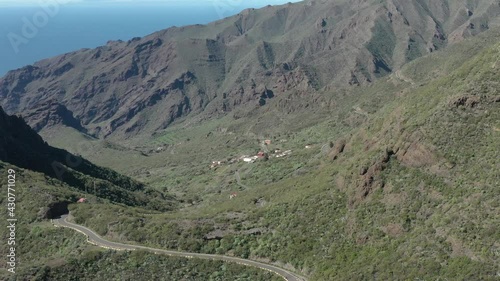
(2, 0, 500, 139)
(0, 2, 499, 280)
(0, 106, 174, 210)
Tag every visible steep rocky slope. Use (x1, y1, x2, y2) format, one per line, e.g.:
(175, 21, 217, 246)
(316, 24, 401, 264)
(63, 30, 500, 280)
(1, 0, 500, 139)
(0, 107, 174, 210)
(0, 2, 499, 280)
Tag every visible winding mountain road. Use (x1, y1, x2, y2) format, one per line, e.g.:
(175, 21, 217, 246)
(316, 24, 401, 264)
(53, 214, 307, 281)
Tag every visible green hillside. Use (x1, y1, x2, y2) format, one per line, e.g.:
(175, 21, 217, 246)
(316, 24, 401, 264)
(0, 163, 281, 281)
(49, 28, 500, 280)
(0, 1, 499, 280)
(0, 107, 176, 211)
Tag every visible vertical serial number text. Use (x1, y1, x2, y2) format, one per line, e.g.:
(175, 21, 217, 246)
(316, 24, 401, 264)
(6, 169, 16, 274)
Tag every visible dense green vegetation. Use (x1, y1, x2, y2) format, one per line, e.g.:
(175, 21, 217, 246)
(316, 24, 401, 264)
(0, 110, 176, 211)
(12, 250, 282, 281)
(61, 30, 500, 280)
(1, 22, 499, 281)
(0, 164, 282, 281)
(0, 163, 91, 278)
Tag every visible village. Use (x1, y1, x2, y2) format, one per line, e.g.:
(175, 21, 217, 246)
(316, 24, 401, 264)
(209, 139, 296, 169)
(207, 138, 323, 200)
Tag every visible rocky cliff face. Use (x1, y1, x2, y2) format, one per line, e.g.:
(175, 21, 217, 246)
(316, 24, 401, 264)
(1, 0, 499, 139)
(22, 100, 86, 133)
(0, 104, 149, 188)
(0, 107, 50, 169)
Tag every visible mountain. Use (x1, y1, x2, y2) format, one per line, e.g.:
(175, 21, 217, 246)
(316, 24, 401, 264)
(0, 114, 275, 281)
(0, 0, 499, 280)
(0, 107, 175, 211)
(1, 0, 500, 140)
(42, 28, 499, 280)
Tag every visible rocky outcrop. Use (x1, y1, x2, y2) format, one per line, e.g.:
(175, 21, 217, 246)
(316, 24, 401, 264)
(43, 201, 70, 219)
(22, 100, 86, 133)
(450, 95, 481, 108)
(357, 148, 395, 200)
(329, 138, 347, 160)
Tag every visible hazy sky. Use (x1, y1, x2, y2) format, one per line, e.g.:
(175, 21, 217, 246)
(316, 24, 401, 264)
(0, 0, 302, 6)
(0, 0, 302, 75)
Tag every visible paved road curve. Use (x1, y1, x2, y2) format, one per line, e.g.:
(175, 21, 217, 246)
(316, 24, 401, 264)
(53, 214, 307, 281)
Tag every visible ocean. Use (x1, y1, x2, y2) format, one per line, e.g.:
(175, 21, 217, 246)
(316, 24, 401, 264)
(0, 1, 300, 76)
